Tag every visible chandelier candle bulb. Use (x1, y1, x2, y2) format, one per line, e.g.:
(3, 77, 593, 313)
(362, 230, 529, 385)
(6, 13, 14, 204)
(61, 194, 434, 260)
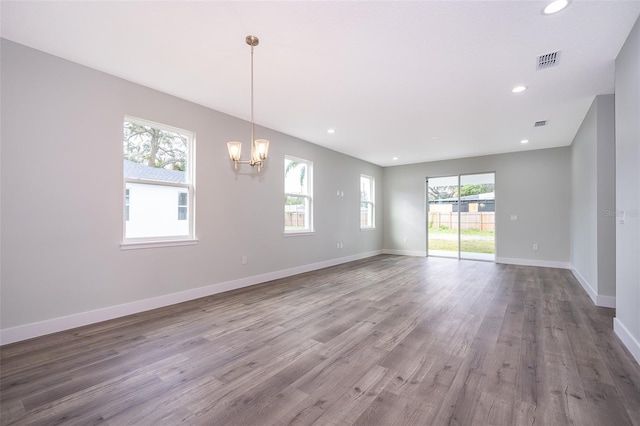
(254, 139, 269, 161)
(227, 141, 242, 161)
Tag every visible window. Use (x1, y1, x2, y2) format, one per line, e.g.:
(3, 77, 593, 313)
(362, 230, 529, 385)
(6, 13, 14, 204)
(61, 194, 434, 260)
(123, 116, 195, 243)
(360, 175, 375, 229)
(285, 156, 313, 233)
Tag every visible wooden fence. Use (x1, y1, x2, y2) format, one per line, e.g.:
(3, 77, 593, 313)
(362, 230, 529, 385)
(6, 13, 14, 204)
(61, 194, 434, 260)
(428, 212, 495, 231)
(285, 212, 370, 227)
(285, 212, 306, 227)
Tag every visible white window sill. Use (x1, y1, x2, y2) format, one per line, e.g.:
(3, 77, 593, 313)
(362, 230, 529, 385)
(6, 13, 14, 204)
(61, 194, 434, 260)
(284, 231, 315, 237)
(120, 239, 199, 250)
(360, 227, 376, 231)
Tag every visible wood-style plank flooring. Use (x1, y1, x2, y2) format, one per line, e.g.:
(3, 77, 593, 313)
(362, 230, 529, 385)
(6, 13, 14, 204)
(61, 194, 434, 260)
(1, 255, 639, 425)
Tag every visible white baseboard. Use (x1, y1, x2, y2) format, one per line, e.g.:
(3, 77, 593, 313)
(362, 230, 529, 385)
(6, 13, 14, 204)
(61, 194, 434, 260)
(0, 250, 382, 346)
(571, 267, 598, 305)
(570, 268, 616, 308)
(614, 318, 640, 364)
(382, 249, 427, 257)
(495, 257, 571, 269)
(384, 252, 573, 270)
(596, 295, 616, 309)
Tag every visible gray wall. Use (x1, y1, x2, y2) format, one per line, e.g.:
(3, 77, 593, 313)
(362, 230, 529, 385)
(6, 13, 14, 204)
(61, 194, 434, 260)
(570, 94, 616, 305)
(0, 40, 383, 338)
(382, 148, 571, 266)
(614, 16, 640, 362)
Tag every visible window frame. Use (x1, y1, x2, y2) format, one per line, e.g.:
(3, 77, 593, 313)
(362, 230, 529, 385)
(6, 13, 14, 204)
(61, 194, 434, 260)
(125, 188, 130, 222)
(284, 155, 314, 235)
(360, 174, 375, 229)
(121, 116, 196, 249)
(178, 191, 188, 221)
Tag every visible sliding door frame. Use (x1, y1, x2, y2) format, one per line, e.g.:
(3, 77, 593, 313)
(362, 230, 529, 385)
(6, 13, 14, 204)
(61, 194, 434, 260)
(426, 174, 460, 259)
(426, 171, 496, 261)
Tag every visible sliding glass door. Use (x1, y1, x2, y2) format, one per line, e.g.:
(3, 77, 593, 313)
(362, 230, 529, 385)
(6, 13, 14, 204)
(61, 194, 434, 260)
(459, 173, 495, 260)
(427, 173, 495, 261)
(427, 175, 460, 258)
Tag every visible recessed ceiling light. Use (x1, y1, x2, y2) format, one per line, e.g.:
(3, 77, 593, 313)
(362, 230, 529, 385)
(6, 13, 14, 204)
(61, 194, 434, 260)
(521, 139, 530, 144)
(392, 157, 399, 160)
(512, 85, 527, 93)
(543, 0, 570, 15)
(327, 128, 335, 134)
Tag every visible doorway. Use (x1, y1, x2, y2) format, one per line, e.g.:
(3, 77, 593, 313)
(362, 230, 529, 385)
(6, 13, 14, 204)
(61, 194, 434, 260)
(427, 173, 495, 261)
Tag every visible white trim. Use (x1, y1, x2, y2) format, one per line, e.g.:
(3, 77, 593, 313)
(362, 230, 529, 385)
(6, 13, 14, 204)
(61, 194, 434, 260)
(383, 249, 427, 257)
(120, 239, 198, 250)
(596, 295, 616, 309)
(570, 267, 616, 308)
(614, 318, 640, 364)
(571, 267, 598, 305)
(125, 178, 190, 188)
(284, 231, 315, 237)
(495, 257, 571, 269)
(0, 250, 382, 346)
(124, 115, 192, 137)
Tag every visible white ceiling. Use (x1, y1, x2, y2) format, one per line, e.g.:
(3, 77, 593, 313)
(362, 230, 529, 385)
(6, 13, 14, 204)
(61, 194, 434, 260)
(2, 1, 639, 167)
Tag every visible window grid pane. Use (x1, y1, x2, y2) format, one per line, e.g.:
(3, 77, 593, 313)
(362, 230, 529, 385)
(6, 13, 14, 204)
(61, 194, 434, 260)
(360, 175, 375, 228)
(285, 160, 309, 195)
(285, 156, 313, 232)
(123, 117, 194, 240)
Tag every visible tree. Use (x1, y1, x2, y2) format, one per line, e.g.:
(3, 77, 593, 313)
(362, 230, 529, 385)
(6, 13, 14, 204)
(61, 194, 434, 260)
(124, 122, 187, 171)
(460, 184, 494, 197)
(285, 159, 306, 193)
(428, 185, 457, 200)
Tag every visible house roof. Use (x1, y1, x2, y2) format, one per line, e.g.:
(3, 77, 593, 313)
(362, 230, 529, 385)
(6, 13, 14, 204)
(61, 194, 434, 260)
(123, 160, 186, 184)
(435, 192, 496, 203)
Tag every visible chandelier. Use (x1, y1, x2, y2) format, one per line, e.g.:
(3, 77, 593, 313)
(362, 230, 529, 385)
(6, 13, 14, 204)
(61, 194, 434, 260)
(227, 35, 270, 172)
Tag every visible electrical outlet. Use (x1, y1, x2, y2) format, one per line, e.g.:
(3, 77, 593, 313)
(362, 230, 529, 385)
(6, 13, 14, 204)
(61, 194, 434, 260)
(241, 255, 247, 264)
(532, 243, 539, 251)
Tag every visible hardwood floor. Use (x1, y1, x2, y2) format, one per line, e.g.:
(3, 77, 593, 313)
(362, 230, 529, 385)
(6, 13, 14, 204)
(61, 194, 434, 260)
(1, 255, 639, 425)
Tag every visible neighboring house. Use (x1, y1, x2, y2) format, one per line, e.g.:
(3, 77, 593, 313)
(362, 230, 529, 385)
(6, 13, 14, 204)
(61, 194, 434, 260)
(430, 192, 496, 213)
(123, 160, 189, 238)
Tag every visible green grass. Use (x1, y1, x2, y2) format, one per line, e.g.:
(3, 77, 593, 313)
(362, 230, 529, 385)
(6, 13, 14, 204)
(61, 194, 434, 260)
(428, 238, 495, 254)
(428, 226, 494, 237)
(427, 225, 495, 254)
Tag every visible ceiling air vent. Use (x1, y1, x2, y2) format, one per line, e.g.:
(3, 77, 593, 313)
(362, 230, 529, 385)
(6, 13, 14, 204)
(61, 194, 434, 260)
(534, 120, 547, 127)
(537, 51, 561, 70)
